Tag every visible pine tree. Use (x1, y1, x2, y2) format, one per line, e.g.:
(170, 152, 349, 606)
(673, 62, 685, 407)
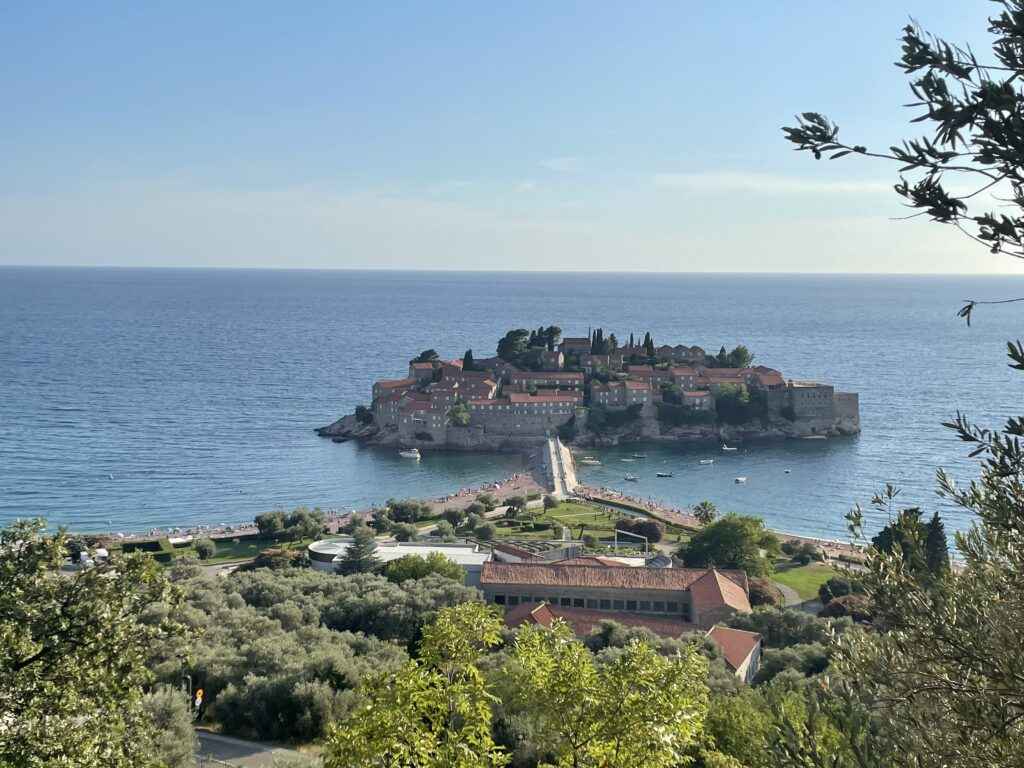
(924, 511, 950, 578)
(628, 332, 635, 349)
(337, 524, 380, 574)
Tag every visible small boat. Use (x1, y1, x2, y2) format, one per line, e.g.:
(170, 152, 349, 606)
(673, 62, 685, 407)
(721, 445, 738, 452)
(699, 459, 714, 465)
(331, 436, 348, 443)
(620, 457, 636, 463)
(624, 474, 639, 482)
(579, 457, 601, 466)
(631, 453, 648, 459)
(656, 472, 673, 478)
(734, 476, 747, 484)
(802, 435, 827, 440)
(398, 448, 422, 460)
(784, 469, 791, 474)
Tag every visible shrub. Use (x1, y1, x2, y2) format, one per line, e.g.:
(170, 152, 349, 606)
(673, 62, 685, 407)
(194, 538, 216, 560)
(543, 495, 558, 511)
(390, 523, 419, 542)
(582, 534, 599, 549)
(474, 522, 497, 541)
(153, 551, 174, 564)
(748, 577, 781, 607)
(614, 517, 664, 545)
(443, 508, 466, 528)
(818, 594, 872, 623)
(818, 575, 865, 605)
(432, 521, 455, 539)
(354, 405, 374, 424)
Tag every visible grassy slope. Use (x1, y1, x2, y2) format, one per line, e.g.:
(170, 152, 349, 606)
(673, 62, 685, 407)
(772, 562, 838, 600)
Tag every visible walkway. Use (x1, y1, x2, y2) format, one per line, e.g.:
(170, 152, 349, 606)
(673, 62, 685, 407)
(196, 731, 311, 767)
(545, 435, 578, 498)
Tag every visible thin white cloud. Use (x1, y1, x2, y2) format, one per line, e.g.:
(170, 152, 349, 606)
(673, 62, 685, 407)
(652, 171, 892, 195)
(540, 156, 583, 173)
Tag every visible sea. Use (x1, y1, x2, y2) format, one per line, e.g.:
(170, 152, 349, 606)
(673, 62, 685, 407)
(1, 267, 1022, 541)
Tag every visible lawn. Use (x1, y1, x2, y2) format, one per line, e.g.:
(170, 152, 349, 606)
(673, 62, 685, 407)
(772, 562, 839, 601)
(490, 501, 688, 546)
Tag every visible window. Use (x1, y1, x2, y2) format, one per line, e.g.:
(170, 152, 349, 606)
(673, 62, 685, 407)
(626, 600, 637, 611)
(652, 601, 665, 612)
(682, 603, 692, 621)
(494, 594, 506, 605)
(600, 599, 611, 610)
(586, 599, 598, 609)
(560, 597, 571, 607)
(573, 598, 585, 608)
(613, 599, 625, 610)
(639, 600, 651, 611)
(508, 596, 520, 606)
(666, 601, 679, 613)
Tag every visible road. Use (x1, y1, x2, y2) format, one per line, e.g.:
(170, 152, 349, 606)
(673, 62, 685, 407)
(196, 731, 311, 767)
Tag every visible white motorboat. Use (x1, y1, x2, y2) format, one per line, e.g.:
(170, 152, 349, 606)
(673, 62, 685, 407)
(699, 459, 715, 465)
(734, 476, 747, 484)
(631, 453, 648, 459)
(579, 457, 602, 466)
(721, 445, 738, 452)
(620, 457, 636, 463)
(656, 472, 673, 478)
(624, 474, 639, 482)
(398, 448, 422, 459)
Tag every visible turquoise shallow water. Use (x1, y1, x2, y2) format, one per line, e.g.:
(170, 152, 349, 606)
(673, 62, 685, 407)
(1, 267, 1022, 538)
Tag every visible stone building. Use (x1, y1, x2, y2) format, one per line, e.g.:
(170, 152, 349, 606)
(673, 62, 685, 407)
(467, 392, 580, 436)
(480, 562, 751, 629)
(509, 370, 585, 392)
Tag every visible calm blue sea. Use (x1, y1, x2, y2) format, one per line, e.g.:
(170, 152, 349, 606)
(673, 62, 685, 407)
(1, 267, 1022, 540)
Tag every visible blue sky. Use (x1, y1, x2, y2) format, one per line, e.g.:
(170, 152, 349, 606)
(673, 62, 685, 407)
(1, 0, 1014, 272)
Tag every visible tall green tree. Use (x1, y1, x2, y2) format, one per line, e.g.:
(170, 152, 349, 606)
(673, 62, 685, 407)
(678, 514, 778, 576)
(692, 500, 718, 526)
(0, 519, 187, 767)
(923, 511, 950, 578)
(508, 619, 708, 768)
(336, 524, 381, 575)
(412, 349, 440, 363)
(323, 602, 509, 768)
(782, 5, 1024, 765)
(462, 348, 476, 371)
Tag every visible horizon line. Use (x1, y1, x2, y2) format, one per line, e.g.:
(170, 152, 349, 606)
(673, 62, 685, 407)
(2, 264, 1023, 278)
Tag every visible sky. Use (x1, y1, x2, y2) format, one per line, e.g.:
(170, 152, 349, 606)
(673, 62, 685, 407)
(0, 0, 1016, 273)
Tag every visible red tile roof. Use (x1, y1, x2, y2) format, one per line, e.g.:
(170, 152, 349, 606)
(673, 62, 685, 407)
(376, 378, 417, 389)
(505, 392, 582, 404)
(505, 603, 695, 639)
(706, 625, 761, 671)
(481, 562, 742, 592)
(624, 380, 650, 390)
(512, 371, 584, 381)
(410, 361, 435, 370)
(683, 390, 711, 398)
(670, 366, 698, 376)
(689, 569, 751, 614)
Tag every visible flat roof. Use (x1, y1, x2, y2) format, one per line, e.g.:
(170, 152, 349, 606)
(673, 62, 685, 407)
(308, 539, 491, 566)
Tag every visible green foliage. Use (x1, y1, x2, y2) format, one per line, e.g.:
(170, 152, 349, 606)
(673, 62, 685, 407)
(412, 349, 439, 363)
(141, 685, 197, 768)
(475, 522, 497, 541)
(508, 619, 709, 768)
(542, 494, 558, 510)
(431, 520, 456, 539)
(391, 523, 420, 542)
(336, 524, 380, 575)
(715, 345, 753, 369)
(693, 500, 718, 526)
(818, 576, 865, 605)
(679, 514, 778, 576)
(818, 594, 872, 623)
(323, 603, 509, 768)
(255, 507, 326, 542)
(443, 507, 467, 527)
(384, 552, 464, 584)
(748, 577, 781, 607)
(476, 494, 498, 511)
(195, 537, 216, 560)
(1, 519, 187, 767)
(614, 516, 664, 544)
(386, 498, 432, 524)
(354, 404, 374, 424)
(497, 329, 531, 363)
(714, 384, 766, 425)
(448, 400, 471, 427)
(655, 401, 716, 427)
(587, 403, 643, 434)
(724, 606, 848, 649)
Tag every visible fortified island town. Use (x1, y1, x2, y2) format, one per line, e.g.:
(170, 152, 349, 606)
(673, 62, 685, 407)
(320, 325, 860, 451)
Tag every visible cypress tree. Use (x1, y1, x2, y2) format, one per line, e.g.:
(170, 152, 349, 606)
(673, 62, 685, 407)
(924, 511, 950, 578)
(336, 524, 380, 575)
(629, 332, 635, 349)
(463, 349, 475, 371)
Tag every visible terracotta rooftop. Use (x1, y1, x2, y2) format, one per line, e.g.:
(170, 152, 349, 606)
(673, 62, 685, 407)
(689, 569, 751, 614)
(512, 371, 584, 380)
(376, 378, 417, 389)
(706, 625, 761, 671)
(505, 603, 696, 639)
(505, 392, 582, 404)
(670, 366, 698, 376)
(624, 380, 650, 390)
(683, 390, 711, 398)
(481, 562, 746, 593)
(410, 361, 435, 370)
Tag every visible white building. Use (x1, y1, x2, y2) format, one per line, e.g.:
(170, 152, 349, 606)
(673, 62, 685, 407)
(307, 539, 491, 586)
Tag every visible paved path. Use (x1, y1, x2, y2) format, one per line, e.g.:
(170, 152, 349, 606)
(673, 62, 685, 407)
(196, 731, 311, 767)
(773, 580, 801, 607)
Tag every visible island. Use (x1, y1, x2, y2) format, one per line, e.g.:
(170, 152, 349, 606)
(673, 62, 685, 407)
(318, 326, 860, 450)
